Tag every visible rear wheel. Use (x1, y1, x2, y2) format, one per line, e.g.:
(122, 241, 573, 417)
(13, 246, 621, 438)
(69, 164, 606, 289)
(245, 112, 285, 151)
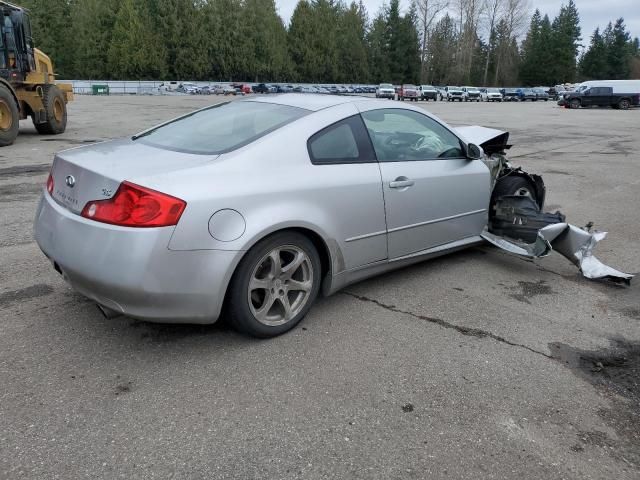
(227, 232, 321, 338)
(618, 98, 631, 110)
(0, 85, 19, 146)
(34, 85, 67, 135)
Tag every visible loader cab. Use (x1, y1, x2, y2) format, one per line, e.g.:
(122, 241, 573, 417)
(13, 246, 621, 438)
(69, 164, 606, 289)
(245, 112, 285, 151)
(0, 5, 36, 82)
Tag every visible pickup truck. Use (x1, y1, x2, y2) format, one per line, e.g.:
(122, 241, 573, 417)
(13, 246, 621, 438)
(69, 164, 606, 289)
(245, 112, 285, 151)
(563, 86, 639, 110)
(462, 86, 481, 102)
(399, 85, 419, 101)
(445, 86, 464, 102)
(253, 83, 275, 94)
(515, 88, 536, 101)
(376, 83, 396, 99)
(418, 85, 439, 101)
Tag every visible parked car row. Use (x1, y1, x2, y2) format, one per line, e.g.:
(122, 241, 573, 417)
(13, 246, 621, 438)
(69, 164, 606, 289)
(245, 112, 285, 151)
(375, 84, 551, 103)
(166, 82, 382, 96)
(164, 80, 623, 107)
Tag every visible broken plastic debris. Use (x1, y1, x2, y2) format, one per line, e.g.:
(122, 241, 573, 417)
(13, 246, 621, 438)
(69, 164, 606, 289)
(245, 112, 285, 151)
(482, 223, 633, 284)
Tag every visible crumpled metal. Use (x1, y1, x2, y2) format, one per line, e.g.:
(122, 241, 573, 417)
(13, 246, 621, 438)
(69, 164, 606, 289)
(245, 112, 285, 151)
(482, 223, 633, 284)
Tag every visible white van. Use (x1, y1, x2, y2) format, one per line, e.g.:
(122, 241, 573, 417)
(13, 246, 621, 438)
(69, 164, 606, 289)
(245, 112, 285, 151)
(575, 80, 640, 94)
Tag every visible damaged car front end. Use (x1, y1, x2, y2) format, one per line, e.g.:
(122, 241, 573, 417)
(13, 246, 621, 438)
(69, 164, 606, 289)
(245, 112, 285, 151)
(457, 125, 633, 284)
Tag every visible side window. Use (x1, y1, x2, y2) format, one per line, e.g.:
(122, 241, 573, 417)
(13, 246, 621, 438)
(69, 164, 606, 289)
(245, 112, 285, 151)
(361, 109, 464, 162)
(307, 114, 375, 164)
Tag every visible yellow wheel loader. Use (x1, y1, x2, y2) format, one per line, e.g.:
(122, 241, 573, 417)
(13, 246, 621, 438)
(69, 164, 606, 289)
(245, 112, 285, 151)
(0, 1, 73, 146)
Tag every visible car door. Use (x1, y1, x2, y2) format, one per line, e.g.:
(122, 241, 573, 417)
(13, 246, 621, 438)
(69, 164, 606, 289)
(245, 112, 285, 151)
(359, 107, 490, 260)
(306, 113, 388, 269)
(592, 87, 611, 106)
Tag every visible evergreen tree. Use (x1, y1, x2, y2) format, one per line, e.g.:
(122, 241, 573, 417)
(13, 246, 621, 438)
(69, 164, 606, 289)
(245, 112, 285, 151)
(288, 0, 340, 82)
(606, 18, 632, 79)
(243, 0, 292, 81)
(367, 12, 390, 83)
(70, 0, 119, 79)
(378, 0, 421, 84)
(520, 9, 542, 85)
(336, 2, 369, 83)
(148, 0, 209, 80)
(493, 18, 520, 86)
(107, 0, 167, 79)
(549, 0, 581, 84)
(21, 0, 75, 77)
(579, 27, 608, 79)
(427, 14, 457, 85)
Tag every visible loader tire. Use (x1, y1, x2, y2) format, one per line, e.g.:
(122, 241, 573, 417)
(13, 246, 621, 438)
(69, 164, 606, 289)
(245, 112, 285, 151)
(34, 85, 67, 135)
(0, 85, 19, 146)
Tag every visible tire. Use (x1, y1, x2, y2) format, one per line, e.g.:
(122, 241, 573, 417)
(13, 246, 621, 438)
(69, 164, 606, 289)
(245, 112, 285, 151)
(227, 231, 322, 338)
(0, 85, 19, 147)
(569, 99, 581, 109)
(490, 176, 537, 214)
(618, 98, 630, 110)
(34, 85, 67, 135)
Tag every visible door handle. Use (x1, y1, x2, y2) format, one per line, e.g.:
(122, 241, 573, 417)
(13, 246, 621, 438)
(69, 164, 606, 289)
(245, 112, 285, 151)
(389, 178, 414, 189)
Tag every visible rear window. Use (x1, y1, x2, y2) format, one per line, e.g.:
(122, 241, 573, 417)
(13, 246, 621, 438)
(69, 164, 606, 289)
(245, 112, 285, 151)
(135, 101, 308, 154)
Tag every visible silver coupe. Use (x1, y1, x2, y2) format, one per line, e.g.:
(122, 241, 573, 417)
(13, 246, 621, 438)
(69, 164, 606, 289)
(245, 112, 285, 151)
(34, 94, 544, 337)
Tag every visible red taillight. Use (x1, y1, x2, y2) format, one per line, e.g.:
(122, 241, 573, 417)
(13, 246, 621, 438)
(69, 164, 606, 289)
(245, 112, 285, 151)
(80, 181, 186, 228)
(46, 173, 54, 195)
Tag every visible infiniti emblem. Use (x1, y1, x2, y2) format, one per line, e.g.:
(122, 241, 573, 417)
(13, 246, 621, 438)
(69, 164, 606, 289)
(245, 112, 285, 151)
(65, 175, 75, 188)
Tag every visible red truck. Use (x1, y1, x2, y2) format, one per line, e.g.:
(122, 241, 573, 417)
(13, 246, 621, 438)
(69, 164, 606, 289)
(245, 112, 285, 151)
(399, 84, 419, 102)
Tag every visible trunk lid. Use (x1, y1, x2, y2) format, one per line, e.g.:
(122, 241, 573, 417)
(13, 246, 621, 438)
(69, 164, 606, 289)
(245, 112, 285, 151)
(49, 139, 216, 215)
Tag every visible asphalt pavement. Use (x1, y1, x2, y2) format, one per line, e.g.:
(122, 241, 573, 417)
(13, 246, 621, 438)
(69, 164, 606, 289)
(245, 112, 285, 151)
(1, 95, 639, 479)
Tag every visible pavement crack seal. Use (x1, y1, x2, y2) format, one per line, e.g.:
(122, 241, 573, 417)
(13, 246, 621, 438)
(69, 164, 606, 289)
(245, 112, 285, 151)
(342, 291, 551, 359)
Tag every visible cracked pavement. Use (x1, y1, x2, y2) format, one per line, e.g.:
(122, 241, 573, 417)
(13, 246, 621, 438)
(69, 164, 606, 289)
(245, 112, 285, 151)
(1, 96, 639, 479)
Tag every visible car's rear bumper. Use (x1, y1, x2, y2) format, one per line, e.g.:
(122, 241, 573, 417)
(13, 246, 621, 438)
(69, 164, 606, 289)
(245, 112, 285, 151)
(34, 192, 242, 324)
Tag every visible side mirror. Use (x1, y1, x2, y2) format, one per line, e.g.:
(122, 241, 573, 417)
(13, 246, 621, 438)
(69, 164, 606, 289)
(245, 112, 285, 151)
(466, 143, 482, 160)
(583, 89, 590, 95)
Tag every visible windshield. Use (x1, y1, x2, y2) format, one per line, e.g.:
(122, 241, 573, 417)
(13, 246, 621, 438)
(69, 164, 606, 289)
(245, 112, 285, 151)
(136, 101, 308, 155)
(380, 84, 393, 89)
(487, 88, 500, 93)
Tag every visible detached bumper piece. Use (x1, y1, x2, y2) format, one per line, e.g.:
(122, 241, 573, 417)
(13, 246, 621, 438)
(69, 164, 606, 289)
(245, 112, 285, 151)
(483, 196, 633, 284)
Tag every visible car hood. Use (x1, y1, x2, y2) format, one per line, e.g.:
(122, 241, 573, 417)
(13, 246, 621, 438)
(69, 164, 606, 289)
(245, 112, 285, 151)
(454, 126, 510, 155)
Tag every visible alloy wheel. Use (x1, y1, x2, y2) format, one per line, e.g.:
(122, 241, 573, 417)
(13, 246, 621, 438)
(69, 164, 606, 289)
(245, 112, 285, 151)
(248, 246, 314, 326)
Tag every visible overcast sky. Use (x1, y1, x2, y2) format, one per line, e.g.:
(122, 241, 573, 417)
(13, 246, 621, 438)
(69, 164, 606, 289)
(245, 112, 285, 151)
(275, 0, 639, 48)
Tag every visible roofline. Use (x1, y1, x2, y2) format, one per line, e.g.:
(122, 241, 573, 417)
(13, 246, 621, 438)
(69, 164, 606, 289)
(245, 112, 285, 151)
(0, 2, 26, 12)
